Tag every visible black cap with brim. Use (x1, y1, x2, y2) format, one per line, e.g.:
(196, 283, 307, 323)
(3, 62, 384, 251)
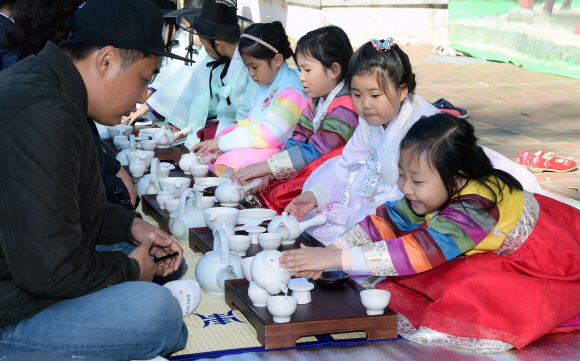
(177, 10, 252, 40)
(72, 0, 191, 63)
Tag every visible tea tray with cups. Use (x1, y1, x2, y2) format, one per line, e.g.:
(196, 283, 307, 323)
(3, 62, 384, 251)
(224, 278, 398, 349)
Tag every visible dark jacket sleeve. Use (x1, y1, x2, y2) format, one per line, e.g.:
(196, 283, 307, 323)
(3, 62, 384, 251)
(103, 152, 121, 175)
(96, 204, 139, 247)
(0, 101, 139, 300)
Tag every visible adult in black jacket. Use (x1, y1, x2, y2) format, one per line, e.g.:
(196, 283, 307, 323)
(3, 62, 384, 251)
(0, 0, 191, 359)
(0, 0, 17, 70)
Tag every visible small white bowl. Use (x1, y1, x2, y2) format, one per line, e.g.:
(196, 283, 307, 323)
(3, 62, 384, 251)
(239, 209, 277, 225)
(159, 166, 171, 176)
(242, 257, 253, 282)
(360, 289, 391, 315)
(228, 235, 251, 256)
(118, 140, 130, 150)
(126, 151, 155, 168)
(138, 128, 157, 138)
(267, 295, 298, 323)
(258, 233, 282, 250)
(203, 207, 240, 231)
(190, 164, 209, 179)
(164, 199, 180, 214)
(140, 140, 158, 151)
(201, 196, 215, 209)
(157, 177, 191, 198)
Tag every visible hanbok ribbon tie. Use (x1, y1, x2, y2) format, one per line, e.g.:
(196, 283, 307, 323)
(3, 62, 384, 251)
(206, 59, 232, 105)
(216, 85, 233, 100)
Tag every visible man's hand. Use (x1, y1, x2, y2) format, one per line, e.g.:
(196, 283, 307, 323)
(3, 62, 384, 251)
(116, 167, 137, 207)
(279, 244, 342, 278)
(131, 218, 183, 276)
(190, 139, 220, 156)
(231, 162, 272, 183)
(128, 233, 165, 281)
(284, 191, 317, 221)
(121, 105, 149, 125)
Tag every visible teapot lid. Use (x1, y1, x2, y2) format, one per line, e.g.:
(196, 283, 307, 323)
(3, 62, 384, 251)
(130, 160, 145, 164)
(288, 279, 314, 291)
(264, 251, 287, 274)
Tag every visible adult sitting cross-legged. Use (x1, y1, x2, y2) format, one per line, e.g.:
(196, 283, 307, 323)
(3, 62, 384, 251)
(0, 0, 193, 359)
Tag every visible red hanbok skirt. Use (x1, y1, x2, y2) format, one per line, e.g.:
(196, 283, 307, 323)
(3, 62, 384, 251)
(377, 194, 580, 349)
(257, 146, 345, 214)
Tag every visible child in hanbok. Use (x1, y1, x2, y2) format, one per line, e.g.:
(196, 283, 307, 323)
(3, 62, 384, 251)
(189, 22, 308, 177)
(280, 113, 580, 353)
(286, 39, 541, 245)
(125, 0, 252, 148)
(231, 26, 358, 210)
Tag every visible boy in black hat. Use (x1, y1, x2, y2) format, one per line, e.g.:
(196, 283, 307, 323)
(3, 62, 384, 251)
(130, 0, 252, 149)
(0, 0, 190, 358)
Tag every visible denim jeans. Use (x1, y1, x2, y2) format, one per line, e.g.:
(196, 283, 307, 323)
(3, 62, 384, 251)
(0, 243, 189, 360)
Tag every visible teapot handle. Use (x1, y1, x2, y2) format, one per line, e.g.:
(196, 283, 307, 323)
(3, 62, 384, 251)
(150, 158, 160, 183)
(299, 214, 328, 232)
(214, 229, 231, 266)
(241, 178, 263, 193)
(177, 188, 195, 217)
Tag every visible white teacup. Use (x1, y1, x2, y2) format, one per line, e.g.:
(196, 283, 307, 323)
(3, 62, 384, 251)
(189, 164, 209, 180)
(228, 235, 251, 256)
(258, 233, 282, 250)
(267, 295, 298, 323)
(248, 281, 269, 307)
(140, 140, 158, 151)
(246, 226, 266, 245)
(242, 257, 253, 282)
(113, 135, 128, 149)
(129, 160, 146, 177)
(360, 289, 391, 315)
(201, 196, 215, 209)
(164, 199, 180, 214)
(118, 140, 130, 150)
(159, 165, 171, 176)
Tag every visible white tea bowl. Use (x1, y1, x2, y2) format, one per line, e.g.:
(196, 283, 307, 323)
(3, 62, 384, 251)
(228, 235, 251, 256)
(257, 233, 282, 251)
(246, 226, 266, 245)
(242, 257, 254, 282)
(203, 207, 239, 231)
(201, 196, 215, 209)
(157, 177, 191, 198)
(164, 199, 180, 214)
(360, 289, 391, 315)
(140, 140, 158, 151)
(267, 295, 298, 323)
(190, 164, 209, 179)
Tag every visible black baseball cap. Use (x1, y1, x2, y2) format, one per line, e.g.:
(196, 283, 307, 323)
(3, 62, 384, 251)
(72, 0, 190, 62)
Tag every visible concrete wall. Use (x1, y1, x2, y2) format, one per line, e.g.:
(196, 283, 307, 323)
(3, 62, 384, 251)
(238, 0, 449, 47)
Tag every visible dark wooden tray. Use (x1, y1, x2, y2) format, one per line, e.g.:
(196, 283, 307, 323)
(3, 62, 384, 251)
(225, 278, 398, 349)
(189, 229, 324, 255)
(102, 138, 189, 162)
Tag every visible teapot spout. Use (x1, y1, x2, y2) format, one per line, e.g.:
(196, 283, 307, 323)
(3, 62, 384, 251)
(266, 280, 289, 296)
(275, 222, 290, 240)
(299, 214, 328, 233)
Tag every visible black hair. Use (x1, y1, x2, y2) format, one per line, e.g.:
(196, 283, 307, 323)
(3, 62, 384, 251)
(295, 25, 353, 82)
(1, 0, 18, 10)
(58, 41, 150, 68)
(400, 113, 523, 209)
(347, 40, 416, 102)
(239, 21, 294, 63)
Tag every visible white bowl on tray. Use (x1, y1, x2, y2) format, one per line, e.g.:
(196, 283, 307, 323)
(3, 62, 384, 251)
(238, 208, 277, 225)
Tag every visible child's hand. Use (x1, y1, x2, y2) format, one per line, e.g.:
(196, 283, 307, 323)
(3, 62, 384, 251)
(279, 244, 342, 274)
(231, 162, 272, 182)
(248, 174, 274, 194)
(284, 191, 317, 221)
(295, 270, 324, 280)
(121, 105, 149, 125)
(190, 139, 220, 155)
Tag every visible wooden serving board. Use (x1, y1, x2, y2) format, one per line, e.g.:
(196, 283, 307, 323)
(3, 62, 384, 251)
(102, 138, 190, 162)
(224, 279, 398, 349)
(189, 229, 324, 255)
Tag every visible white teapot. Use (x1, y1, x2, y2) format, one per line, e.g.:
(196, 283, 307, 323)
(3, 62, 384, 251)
(179, 153, 202, 175)
(168, 188, 206, 242)
(267, 213, 328, 245)
(214, 178, 263, 207)
(250, 250, 292, 296)
(195, 229, 244, 295)
(152, 126, 192, 148)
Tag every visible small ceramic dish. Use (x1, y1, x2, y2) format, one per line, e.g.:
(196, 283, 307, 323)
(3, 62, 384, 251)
(315, 271, 349, 285)
(239, 208, 277, 225)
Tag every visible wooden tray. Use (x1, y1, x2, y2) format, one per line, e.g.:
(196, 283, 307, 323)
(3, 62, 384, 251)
(102, 138, 189, 162)
(225, 279, 398, 349)
(189, 229, 324, 255)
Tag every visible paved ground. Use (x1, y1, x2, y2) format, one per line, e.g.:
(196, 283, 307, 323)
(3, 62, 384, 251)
(405, 46, 580, 201)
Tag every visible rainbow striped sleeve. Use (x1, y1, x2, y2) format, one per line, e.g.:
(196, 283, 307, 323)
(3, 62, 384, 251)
(218, 88, 308, 152)
(342, 195, 500, 276)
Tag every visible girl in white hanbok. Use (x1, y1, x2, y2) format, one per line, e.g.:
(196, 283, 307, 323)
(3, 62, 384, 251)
(286, 38, 541, 247)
